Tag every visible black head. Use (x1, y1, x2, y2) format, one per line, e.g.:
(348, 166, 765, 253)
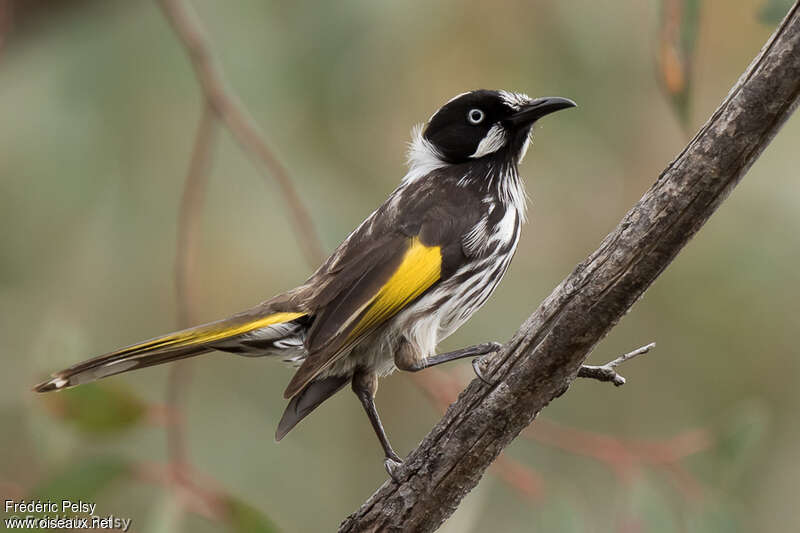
(422, 90, 576, 164)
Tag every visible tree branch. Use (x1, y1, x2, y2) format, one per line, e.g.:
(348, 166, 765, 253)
(157, 0, 325, 268)
(340, 3, 800, 532)
(578, 342, 656, 386)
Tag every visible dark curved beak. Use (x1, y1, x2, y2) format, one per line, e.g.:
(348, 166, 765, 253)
(507, 96, 577, 127)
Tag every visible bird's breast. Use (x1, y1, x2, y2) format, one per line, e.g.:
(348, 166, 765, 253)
(397, 203, 522, 358)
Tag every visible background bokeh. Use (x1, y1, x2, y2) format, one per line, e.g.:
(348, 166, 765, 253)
(1, 0, 798, 531)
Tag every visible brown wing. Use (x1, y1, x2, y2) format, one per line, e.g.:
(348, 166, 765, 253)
(283, 176, 486, 399)
(283, 234, 442, 398)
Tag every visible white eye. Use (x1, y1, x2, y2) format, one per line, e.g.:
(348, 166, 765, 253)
(467, 108, 485, 125)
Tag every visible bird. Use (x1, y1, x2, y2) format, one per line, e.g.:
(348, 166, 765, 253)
(34, 89, 576, 478)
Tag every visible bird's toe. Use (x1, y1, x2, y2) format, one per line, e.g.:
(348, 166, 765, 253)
(472, 356, 496, 385)
(384, 456, 403, 482)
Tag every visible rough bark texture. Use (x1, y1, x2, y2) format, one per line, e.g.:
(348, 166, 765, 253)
(340, 4, 800, 532)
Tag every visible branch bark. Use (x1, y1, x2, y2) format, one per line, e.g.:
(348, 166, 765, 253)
(340, 4, 800, 532)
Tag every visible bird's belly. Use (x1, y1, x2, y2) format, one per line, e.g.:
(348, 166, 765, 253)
(317, 335, 399, 379)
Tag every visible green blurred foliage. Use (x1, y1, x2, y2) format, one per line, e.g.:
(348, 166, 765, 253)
(759, 0, 796, 24)
(711, 400, 769, 485)
(31, 456, 130, 505)
(225, 496, 281, 533)
(1, 0, 799, 532)
(41, 383, 147, 435)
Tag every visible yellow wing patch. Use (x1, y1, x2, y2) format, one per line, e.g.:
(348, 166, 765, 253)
(347, 237, 441, 342)
(112, 311, 307, 359)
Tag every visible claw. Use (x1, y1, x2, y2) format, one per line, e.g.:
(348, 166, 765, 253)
(472, 356, 495, 385)
(384, 456, 403, 482)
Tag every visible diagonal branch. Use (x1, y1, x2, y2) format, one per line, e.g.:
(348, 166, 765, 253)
(157, 0, 325, 268)
(340, 3, 800, 532)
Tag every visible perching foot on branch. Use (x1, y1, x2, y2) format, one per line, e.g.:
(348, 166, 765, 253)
(470, 343, 504, 385)
(578, 342, 656, 386)
(472, 356, 495, 385)
(384, 455, 403, 482)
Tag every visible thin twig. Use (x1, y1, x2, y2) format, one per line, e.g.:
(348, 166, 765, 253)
(174, 105, 217, 328)
(167, 105, 218, 477)
(578, 342, 656, 386)
(157, 0, 325, 268)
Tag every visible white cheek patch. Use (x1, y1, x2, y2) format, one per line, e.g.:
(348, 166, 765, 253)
(470, 124, 507, 158)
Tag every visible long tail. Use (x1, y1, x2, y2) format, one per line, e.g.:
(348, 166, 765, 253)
(33, 311, 307, 392)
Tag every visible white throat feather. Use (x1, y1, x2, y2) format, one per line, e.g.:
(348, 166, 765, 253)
(403, 123, 448, 183)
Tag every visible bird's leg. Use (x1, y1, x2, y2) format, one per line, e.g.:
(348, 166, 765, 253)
(425, 342, 501, 368)
(395, 338, 501, 384)
(351, 368, 402, 481)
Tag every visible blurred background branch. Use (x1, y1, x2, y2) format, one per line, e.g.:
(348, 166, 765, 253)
(157, 0, 325, 268)
(167, 104, 217, 482)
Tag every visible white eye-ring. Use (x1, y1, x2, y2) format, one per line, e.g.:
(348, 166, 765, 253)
(467, 108, 485, 125)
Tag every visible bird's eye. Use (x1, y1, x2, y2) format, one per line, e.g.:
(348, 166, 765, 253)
(467, 109, 485, 125)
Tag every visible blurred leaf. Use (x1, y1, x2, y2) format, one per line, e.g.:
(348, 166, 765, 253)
(41, 382, 147, 435)
(32, 455, 130, 502)
(534, 497, 586, 533)
(685, 500, 743, 533)
(627, 476, 680, 533)
(712, 400, 768, 483)
(225, 496, 281, 533)
(758, 0, 794, 25)
(658, 0, 702, 128)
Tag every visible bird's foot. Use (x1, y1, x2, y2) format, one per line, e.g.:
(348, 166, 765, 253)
(472, 354, 496, 386)
(384, 453, 403, 482)
(473, 341, 503, 359)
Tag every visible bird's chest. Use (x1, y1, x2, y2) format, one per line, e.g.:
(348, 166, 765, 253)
(444, 205, 521, 320)
(466, 202, 520, 259)
(397, 204, 521, 356)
